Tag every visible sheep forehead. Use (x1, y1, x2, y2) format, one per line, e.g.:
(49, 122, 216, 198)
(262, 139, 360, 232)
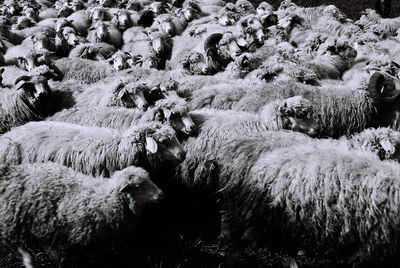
(283, 96, 313, 111)
(119, 166, 150, 182)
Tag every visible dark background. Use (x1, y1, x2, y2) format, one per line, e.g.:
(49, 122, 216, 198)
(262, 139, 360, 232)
(246, 0, 400, 20)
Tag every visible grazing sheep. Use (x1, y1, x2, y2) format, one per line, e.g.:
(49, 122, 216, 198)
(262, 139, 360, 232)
(0, 74, 55, 134)
(220, 140, 400, 266)
(0, 163, 163, 267)
(0, 121, 186, 176)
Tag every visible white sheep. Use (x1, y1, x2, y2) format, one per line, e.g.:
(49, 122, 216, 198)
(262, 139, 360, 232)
(0, 162, 163, 267)
(0, 121, 186, 176)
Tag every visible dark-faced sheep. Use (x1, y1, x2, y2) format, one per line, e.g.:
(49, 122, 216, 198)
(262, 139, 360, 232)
(0, 163, 163, 267)
(0, 74, 54, 134)
(0, 121, 185, 176)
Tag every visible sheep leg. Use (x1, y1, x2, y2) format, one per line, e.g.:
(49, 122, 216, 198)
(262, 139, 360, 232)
(18, 248, 34, 268)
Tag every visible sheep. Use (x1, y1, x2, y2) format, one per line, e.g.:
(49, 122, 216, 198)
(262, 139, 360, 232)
(152, 13, 188, 37)
(0, 121, 185, 176)
(3, 34, 53, 66)
(0, 162, 163, 267)
(111, 9, 138, 31)
(0, 74, 54, 134)
(356, 9, 400, 37)
(189, 78, 380, 138)
(75, 80, 150, 109)
(65, 10, 91, 36)
(177, 96, 319, 187)
(48, 96, 196, 135)
(53, 57, 116, 84)
(87, 20, 123, 49)
(69, 42, 116, 60)
(218, 139, 400, 266)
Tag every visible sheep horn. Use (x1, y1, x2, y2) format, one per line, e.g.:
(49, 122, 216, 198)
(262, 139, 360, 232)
(14, 76, 31, 85)
(368, 72, 384, 103)
(204, 33, 223, 52)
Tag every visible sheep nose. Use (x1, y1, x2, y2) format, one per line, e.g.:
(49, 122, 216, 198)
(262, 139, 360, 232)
(155, 191, 164, 202)
(187, 124, 196, 133)
(176, 151, 186, 161)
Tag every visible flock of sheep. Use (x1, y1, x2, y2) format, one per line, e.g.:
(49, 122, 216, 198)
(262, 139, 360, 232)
(1, 0, 400, 266)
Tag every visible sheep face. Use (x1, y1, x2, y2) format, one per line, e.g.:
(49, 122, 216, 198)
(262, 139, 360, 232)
(160, 20, 175, 36)
(93, 21, 108, 42)
(112, 11, 131, 31)
(276, 97, 320, 137)
(149, 135, 186, 164)
(157, 102, 196, 135)
(110, 52, 131, 71)
(256, 2, 273, 16)
(62, 27, 80, 46)
(113, 82, 149, 110)
(117, 167, 164, 215)
(149, 2, 167, 16)
(32, 34, 51, 51)
(89, 8, 105, 22)
(15, 76, 51, 109)
(168, 112, 196, 135)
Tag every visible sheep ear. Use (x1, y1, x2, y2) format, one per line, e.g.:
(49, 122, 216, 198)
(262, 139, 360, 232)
(145, 136, 158, 153)
(380, 139, 396, 155)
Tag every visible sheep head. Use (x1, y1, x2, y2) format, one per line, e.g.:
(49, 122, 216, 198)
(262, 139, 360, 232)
(154, 96, 196, 135)
(368, 72, 400, 104)
(63, 27, 80, 47)
(90, 21, 108, 42)
(14, 75, 51, 110)
(88, 7, 105, 22)
(112, 81, 149, 110)
(262, 96, 320, 137)
(112, 10, 132, 31)
(114, 166, 163, 215)
(124, 122, 186, 166)
(109, 51, 132, 71)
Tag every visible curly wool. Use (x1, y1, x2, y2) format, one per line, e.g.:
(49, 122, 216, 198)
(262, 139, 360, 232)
(75, 80, 148, 108)
(69, 42, 117, 60)
(346, 127, 400, 161)
(54, 57, 115, 84)
(0, 163, 160, 265)
(177, 97, 313, 187)
(0, 121, 176, 176)
(231, 142, 400, 264)
(47, 106, 146, 130)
